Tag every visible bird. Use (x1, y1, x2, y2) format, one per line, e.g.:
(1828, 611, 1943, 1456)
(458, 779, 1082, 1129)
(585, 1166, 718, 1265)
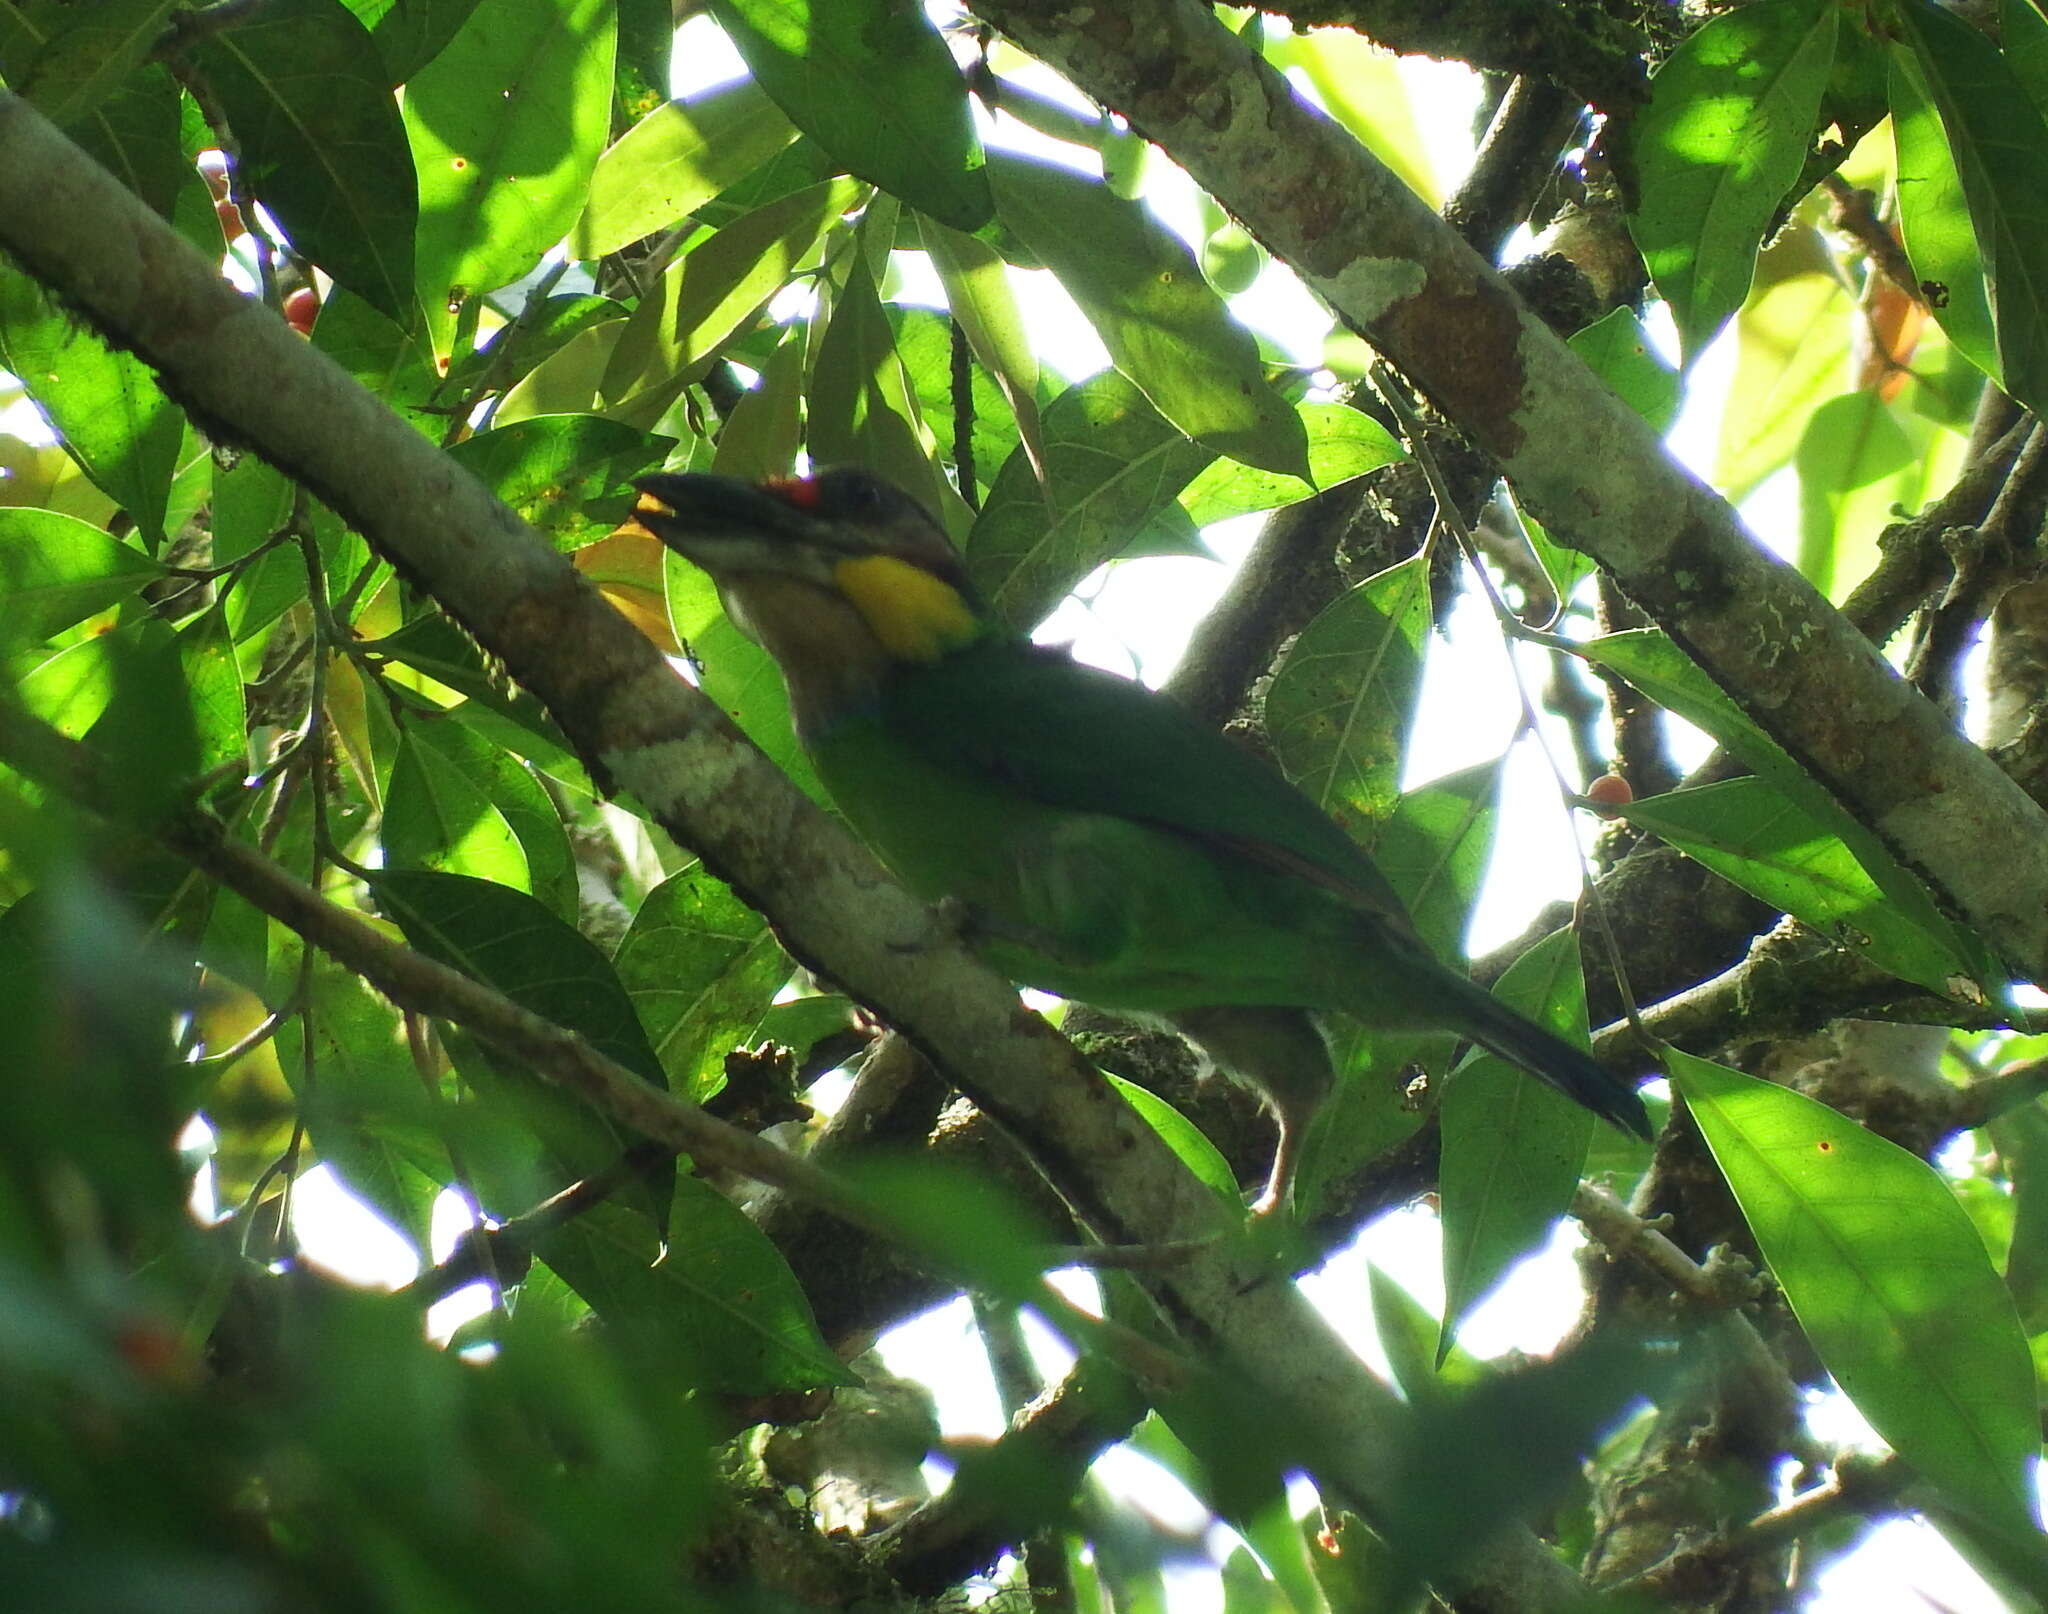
(622, 466, 1653, 1215)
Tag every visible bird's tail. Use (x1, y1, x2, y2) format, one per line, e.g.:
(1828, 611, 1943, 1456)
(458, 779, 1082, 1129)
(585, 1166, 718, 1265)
(1440, 971, 1654, 1140)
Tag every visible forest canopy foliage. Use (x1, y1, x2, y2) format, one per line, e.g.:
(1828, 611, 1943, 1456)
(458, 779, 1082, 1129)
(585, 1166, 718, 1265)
(0, 0, 2044, 1609)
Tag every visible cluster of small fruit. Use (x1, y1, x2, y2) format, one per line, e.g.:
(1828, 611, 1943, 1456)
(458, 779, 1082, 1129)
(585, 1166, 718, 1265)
(197, 150, 318, 335)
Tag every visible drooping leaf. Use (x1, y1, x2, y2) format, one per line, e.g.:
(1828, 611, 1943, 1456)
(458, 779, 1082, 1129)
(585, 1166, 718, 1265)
(0, 272, 181, 547)
(6, 0, 177, 132)
(1628, 0, 1837, 359)
(1105, 1073, 1240, 1205)
(1675, 1050, 2041, 1538)
(537, 1188, 852, 1393)
(383, 726, 531, 890)
(405, 0, 614, 347)
(1622, 776, 1972, 997)
(1892, 48, 2001, 392)
(198, 0, 420, 324)
(708, 0, 989, 232)
(990, 152, 1310, 479)
(1892, 0, 2048, 416)
(444, 414, 672, 551)
(575, 78, 799, 258)
(599, 177, 865, 420)
(1793, 390, 1918, 600)
(920, 215, 1048, 480)
(1568, 307, 1681, 433)
(1179, 403, 1405, 527)
(1577, 628, 1986, 996)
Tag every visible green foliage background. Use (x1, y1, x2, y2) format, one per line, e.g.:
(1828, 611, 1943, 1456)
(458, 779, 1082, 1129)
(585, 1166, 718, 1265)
(0, 0, 2043, 1608)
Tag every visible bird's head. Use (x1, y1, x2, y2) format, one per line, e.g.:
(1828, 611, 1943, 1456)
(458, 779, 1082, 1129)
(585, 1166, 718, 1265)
(622, 468, 984, 670)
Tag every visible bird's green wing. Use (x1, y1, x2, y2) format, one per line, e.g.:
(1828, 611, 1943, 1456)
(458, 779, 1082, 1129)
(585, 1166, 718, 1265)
(880, 637, 1415, 934)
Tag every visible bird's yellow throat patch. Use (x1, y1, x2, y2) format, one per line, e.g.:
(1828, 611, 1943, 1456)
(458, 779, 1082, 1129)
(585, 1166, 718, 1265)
(834, 554, 979, 662)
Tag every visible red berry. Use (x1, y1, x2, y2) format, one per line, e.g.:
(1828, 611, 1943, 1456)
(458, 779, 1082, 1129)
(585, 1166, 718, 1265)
(1584, 773, 1634, 818)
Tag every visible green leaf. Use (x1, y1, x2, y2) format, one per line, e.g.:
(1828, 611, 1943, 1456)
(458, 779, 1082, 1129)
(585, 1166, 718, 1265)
(966, 369, 1214, 631)
(1892, 0, 2048, 416)
(708, 321, 806, 481)
(405, 0, 614, 344)
(69, 68, 191, 226)
(1628, 0, 1837, 359)
(412, 713, 577, 917)
(612, 862, 791, 1101)
(888, 305, 1024, 501)
(807, 249, 959, 524)
(444, 414, 672, 551)
(355, 0, 483, 83)
(1567, 308, 1681, 432)
(290, 954, 452, 1248)
(370, 871, 667, 1091)
(1368, 1265, 1487, 1407)
(990, 152, 1310, 479)
(198, 0, 420, 325)
(9, 0, 177, 131)
(1373, 758, 1500, 963)
(1380, 1334, 1669, 1598)
(383, 725, 531, 890)
(1891, 49, 2001, 391)
(1439, 931, 1595, 1356)
(370, 869, 669, 1197)
(1622, 776, 1971, 997)
(599, 177, 865, 418)
(0, 271, 181, 546)
(1513, 495, 1593, 608)
(921, 214, 1049, 485)
(708, 0, 989, 232)
(1716, 269, 1854, 503)
(0, 509, 163, 647)
(361, 616, 578, 770)
(310, 286, 443, 423)
(1576, 629, 1982, 993)
(2006, 0, 2048, 121)
(1674, 1050, 2041, 1537)
(1988, 1097, 2048, 1331)
(1267, 556, 1431, 834)
(443, 293, 627, 397)
(1793, 390, 1917, 600)
(537, 1189, 852, 1392)
(1178, 403, 1405, 527)
(1104, 1073, 1240, 1205)
(574, 78, 799, 258)
(675, 610, 825, 802)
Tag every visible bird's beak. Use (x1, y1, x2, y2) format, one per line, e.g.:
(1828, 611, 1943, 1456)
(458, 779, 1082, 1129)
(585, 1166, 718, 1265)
(620, 472, 833, 572)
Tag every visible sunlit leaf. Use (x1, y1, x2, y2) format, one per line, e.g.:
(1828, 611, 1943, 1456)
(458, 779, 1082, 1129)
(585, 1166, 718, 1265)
(1676, 1050, 2041, 1537)
(1629, 0, 1837, 358)
(574, 79, 799, 258)
(708, 0, 988, 231)
(990, 152, 1310, 479)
